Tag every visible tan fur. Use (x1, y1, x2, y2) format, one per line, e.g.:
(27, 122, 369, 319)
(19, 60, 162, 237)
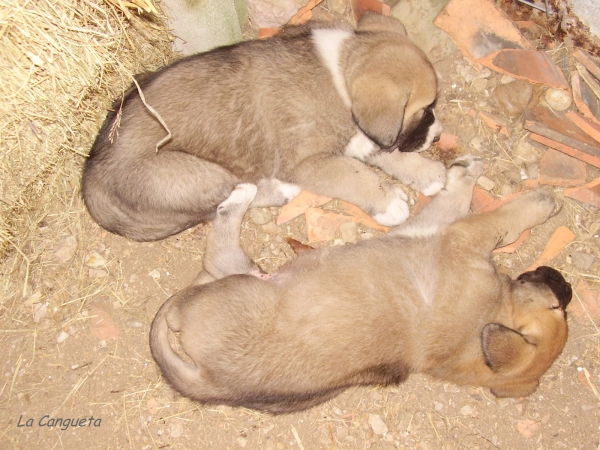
(149, 157, 571, 413)
(82, 13, 442, 242)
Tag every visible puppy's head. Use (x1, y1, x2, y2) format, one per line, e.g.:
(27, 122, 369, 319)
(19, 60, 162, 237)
(350, 13, 441, 152)
(482, 266, 571, 397)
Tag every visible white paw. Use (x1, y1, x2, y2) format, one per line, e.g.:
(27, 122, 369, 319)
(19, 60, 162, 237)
(344, 131, 377, 161)
(275, 180, 302, 202)
(421, 180, 444, 196)
(373, 194, 410, 227)
(219, 183, 257, 209)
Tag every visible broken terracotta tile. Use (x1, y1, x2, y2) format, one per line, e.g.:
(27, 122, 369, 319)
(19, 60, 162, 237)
(478, 110, 510, 136)
(576, 63, 600, 104)
(471, 187, 495, 213)
(90, 301, 120, 341)
(572, 72, 600, 124)
(288, 0, 324, 26)
(524, 105, 600, 160)
(277, 190, 332, 225)
(410, 194, 432, 217)
(568, 280, 600, 322)
(566, 110, 600, 144)
(515, 20, 542, 37)
(519, 179, 540, 190)
(478, 50, 569, 90)
(305, 207, 354, 243)
(530, 133, 600, 169)
(337, 200, 389, 232)
(352, 0, 390, 22)
(527, 226, 575, 271)
(573, 49, 600, 81)
(258, 28, 281, 38)
(434, 0, 532, 66)
(493, 229, 531, 254)
(284, 236, 315, 254)
(539, 149, 587, 186)
(435, 131, 458, 151)
(478, 191, 526, 213)
(564, 178, 600, 208)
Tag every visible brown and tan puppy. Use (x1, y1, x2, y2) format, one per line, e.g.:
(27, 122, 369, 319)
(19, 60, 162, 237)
(149, 155, 571, 414)
(82, 12, 444, 242)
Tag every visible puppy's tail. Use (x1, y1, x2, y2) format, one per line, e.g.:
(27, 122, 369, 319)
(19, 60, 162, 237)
(149, 294, 206, 399)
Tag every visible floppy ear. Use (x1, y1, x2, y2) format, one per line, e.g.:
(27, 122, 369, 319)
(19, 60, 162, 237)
(357, 11, 407, 35)
(481, 323, 536, 374)
(351, 76, 408, 149)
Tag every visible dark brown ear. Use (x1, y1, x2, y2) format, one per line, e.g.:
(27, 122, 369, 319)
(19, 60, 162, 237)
(357, 11, 407, 35)
(482, 323, 536, 374)
(351, 76, 408, 149)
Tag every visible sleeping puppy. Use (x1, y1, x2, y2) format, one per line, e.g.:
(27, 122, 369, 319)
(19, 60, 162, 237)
(82, 12, 444, 242)
(149, 155, 572, 414)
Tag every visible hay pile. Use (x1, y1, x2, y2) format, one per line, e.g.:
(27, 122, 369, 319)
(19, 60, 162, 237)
(0, 0, 175, 259)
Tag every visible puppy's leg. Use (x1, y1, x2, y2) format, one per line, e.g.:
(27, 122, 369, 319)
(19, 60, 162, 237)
(201, 183, 259, 280)
(292, 153, 409, 226)
(366, 151, 446, 196)
(250, 178, 302, 208)
(450, 189, 557, 254)
(391, 155, 483, 237)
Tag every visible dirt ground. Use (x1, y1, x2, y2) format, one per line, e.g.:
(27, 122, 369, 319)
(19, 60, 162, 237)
(1, 3, 599, 450)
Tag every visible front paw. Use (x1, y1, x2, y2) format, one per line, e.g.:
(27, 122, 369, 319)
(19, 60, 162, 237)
(446, 155, 484, 186)
(373, 187, 409, 226)
(407, 159, 446, 196)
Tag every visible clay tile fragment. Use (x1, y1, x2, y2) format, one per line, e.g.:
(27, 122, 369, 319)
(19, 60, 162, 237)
(478, 110, 510, 136)
(564, 178, 600, 209)
(478, 49, 569, 89)
(277, 190, 331, 225)
(572, 72, 600, 124)
(305, 207, 354, 243)
(352, 0, 390, 22)
(566, 110, 600, 144)
(435, 131, 459, 151)
(524, 105, 600, 163)
(539, 149, 587, 187)
(434, 0, 532, 66)
(529, 134, 600, 169)
(527, 226, 575, 271)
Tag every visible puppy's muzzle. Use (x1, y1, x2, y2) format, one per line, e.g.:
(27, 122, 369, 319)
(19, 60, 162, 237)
(517, 266, 572, 310)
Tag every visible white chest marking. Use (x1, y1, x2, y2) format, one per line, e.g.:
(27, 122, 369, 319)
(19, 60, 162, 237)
(312, 29, 352, 108)
(344, 131, 376, 161)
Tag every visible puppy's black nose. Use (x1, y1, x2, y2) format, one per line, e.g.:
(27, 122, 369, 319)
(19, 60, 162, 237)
(517, 266, 572, 309)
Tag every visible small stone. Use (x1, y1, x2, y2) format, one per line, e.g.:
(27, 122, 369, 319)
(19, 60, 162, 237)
(33, 303, 47, 323)
(236, 436, 248, 447)
(368, 413, 388, 436)
(339, 221, 358, 243)
(571, 251, 595, 271)
(332, 406, 343, 416)
(470, 136, 485, 151)
(524, 163, 538, 180)
(500, 184, 514, 196)
(476, 175, 496, 191)
(501, 74, 515, 84)
(262, 222, 278, 233)
(148, 269, 161, 280)
(460, 404, 475, 416)
(493, 80, 533, 118)
(54, 235, 78, 264)
(513, 140, 541, 163)
(458, 64, 476, 83)
(545, 88, 572, 111)
(471, 78, 488, 92)
(56, 330, 69, 343)
(359, 232, 374, 240)
(85, 250, 106, 268)
(476, 68, 492, 79)
(250, 208, 272, 225)
(88, 268, 108, 279)
(125, 318, 144, 329)
(168, 421, 183, 438)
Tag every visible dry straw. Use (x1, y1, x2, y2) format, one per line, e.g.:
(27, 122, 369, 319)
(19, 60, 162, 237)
(0, 0, 175, 258)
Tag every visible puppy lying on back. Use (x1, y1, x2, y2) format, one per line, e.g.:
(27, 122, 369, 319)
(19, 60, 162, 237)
(150, 155, 571, 414)
(82, 12, 444, 242)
